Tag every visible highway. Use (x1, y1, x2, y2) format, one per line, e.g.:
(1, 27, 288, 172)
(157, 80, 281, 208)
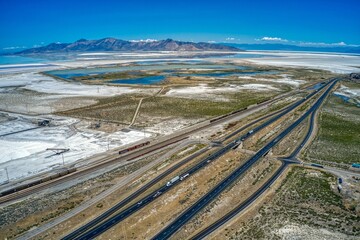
(0, 80, 323, 204)
(191, 108, 322, 239)
(191, 80, 340, 239)
(192, 160, 289, 239)
(60, 143, 211, 240)
(0, 84, 298, 204)
(17, 139, 207, 240)
(61, 98, 296, 240)
(63, 80, 335, 240)
(60, 99, 295, 239)
(287, 107, 316, 159)
(152, 79, 337, 239)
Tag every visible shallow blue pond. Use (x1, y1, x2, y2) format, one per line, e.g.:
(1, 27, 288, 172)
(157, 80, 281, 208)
(109, 75, 166, 85)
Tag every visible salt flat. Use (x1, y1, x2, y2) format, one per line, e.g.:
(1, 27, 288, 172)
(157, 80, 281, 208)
(0, 72, 137, 96)
(165, 83, 279, 101)
(241, 51, 360, 73)
(0, 114, 151, 182)
(237, 74, 306, 87)
(0, 50, 358, 182)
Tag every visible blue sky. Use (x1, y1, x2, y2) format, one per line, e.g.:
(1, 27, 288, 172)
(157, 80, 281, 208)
(1, 0, 359, 50)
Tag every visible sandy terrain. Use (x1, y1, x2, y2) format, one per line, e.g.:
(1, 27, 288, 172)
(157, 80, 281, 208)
(165, 83, 279, 101)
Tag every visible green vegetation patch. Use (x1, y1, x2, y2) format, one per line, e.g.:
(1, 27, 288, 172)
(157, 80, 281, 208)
(305, 92, 360, 165)
(59, 93, 147, 124)
(280, 167, 342, 206)
(227, 167, 360, 239)
(285, 68, 337, 82)
(139, 92, 274, 120)
(59, 86, 278, 127)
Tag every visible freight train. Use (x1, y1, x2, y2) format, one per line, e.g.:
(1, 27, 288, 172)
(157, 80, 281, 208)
(0, 168, 77, 197)
(119, 141, 151, 155)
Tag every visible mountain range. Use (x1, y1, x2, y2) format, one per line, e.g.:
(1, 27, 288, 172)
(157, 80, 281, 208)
(223, 43, 360, 54)
(16, 38, 240, 54)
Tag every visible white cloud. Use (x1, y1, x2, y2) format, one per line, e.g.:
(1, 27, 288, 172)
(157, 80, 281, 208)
(296, 41, 355, 47)
(3, 46, 27, 50)
(255, 37, 358, 47)
(129, 39, 158, 43)
(207, 40, 217, 43)
(225, 37, 235, 41)
(33, 42, 46, 48)
(260, 37, 288, 42)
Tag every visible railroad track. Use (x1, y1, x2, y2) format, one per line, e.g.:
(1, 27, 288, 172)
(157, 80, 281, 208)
(152, 79, 338, 239)
(62, 79, 335, 240)
(0, 135, 187, 204)
(191, 103, 329, 239)
(0, 80, 324, 205)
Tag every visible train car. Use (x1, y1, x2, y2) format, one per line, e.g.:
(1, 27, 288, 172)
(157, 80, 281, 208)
(119, 141, 150, 155)
(42, 176, 53, 182)
(119, 149, 129, 155)
(311, 163, 324, 168)
(59, 170, 70, 177)
(257, 99, 269, 105)
(0, 188, 15, 197)
(210, 107, 247, 123)
(0, 167, 77, 197)
(50, 172, 61, 179)
(28, 179, 42, 188)
(68, 167, 77, 174)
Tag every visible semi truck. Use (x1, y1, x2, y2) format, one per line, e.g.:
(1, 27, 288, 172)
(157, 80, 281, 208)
(166, 176, 180, 187)
(180, 173, 189, 181)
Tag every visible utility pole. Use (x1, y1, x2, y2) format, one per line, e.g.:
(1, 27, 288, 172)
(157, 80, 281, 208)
(48, 103, 53, 114)
(4, 167, 9, 182)
(61, 153, 65, 166)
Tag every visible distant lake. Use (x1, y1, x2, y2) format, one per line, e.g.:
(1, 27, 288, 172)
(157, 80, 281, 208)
(47, 60, 281, 85)
(0, 52, 275, 66)
(219, 53, 281, 59)
(0, 55, 46, 65)
(46, 63, 247, 80)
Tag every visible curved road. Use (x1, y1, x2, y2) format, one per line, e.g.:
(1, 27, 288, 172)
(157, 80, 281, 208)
(64, 79, 335, 240)
(17, 139, 206, 240)
(191, 107, 324, 239)
(152, 79, 337, 239)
